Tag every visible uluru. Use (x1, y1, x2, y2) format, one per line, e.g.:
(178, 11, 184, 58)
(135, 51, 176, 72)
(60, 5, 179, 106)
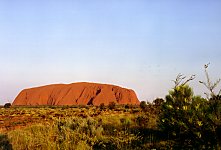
(12, 82, 140, 106)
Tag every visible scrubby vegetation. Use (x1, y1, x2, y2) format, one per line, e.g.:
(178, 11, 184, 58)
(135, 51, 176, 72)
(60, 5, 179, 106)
(0, 64, 221, 149)
(0, 105, 157, 150)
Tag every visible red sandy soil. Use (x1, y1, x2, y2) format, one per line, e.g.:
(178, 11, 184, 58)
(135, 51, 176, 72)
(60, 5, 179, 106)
(12, 82, 140, 106)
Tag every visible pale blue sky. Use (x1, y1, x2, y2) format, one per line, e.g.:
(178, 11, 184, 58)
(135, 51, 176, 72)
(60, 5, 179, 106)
(0, 0, 221, 104)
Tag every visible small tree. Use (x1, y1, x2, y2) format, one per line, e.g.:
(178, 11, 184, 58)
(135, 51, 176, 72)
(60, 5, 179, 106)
(4, 103, 11, 108)
(199, 63, 221, 148)
(153, 98, 164, 107)
(124, 104, 130, 109)
(108, 102, 116, 110)
(99, 103, 105, 110)
(140, 101, 147, 110)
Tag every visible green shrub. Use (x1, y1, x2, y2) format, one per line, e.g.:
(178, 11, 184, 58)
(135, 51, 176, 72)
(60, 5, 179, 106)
(6, 116, 143, 150)
(159, 74, 214, 149)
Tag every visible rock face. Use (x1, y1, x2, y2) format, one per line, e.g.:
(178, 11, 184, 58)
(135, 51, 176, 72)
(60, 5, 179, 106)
(12, 82, 140, 106)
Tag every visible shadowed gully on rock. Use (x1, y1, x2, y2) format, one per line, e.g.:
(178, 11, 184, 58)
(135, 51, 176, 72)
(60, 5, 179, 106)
(12, 82, 140, 106)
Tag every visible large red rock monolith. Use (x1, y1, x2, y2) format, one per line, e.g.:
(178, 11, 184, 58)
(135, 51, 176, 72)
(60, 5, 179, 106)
(12, 82, 140, 106)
